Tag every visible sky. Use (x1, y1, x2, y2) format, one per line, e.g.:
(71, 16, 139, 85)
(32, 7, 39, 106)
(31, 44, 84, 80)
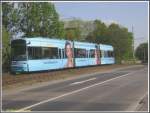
(54, 2, 148, 49)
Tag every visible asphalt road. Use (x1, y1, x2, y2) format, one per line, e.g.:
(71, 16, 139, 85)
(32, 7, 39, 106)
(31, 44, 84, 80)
(2, 65, 148, 111)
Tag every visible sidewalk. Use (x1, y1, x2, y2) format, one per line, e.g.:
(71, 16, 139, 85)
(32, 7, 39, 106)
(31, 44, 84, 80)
(136, 93, 148, 111)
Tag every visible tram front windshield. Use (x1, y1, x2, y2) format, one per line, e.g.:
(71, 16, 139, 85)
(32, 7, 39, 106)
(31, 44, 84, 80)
(11, 40, 27, 61)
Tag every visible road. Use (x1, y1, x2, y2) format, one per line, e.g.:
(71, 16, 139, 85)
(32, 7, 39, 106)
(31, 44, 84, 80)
(2, 65, 148, 111)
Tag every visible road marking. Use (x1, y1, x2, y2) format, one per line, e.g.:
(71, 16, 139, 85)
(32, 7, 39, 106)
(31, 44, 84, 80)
(18, 71, 136, 112)
(70, 77, 96, 85)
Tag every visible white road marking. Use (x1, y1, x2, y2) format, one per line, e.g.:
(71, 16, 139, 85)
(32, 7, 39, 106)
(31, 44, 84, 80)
(70, 77, 96, 85)
(18, 71, 136, 112)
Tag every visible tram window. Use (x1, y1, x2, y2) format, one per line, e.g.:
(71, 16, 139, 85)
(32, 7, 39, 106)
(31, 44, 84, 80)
(99, 50, 101, 58)
(28, 47, 42, 59)
(104, 51, 114, 57)
(107, 51, 110, 57)
(46, 47, 58, 59)
(110, 51, 114, 57)
(104, 51, 108, 57)
(112, 51, 114, 57)
(75, 48, 87, 58)
(58, 49, 61, 59)
(28, 47, 59, 59)
(62, 49, 66, 58)
(42, 47, 50, 59)
(100, 50, 105, 57)
(109, 51, 111, 57)
(89, 49, 95, 58)
(107, 51, 114, 57)
(11, 40, 27, 61)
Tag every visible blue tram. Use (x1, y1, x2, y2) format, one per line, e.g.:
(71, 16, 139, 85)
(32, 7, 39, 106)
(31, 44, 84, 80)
(100, 44, 115, 65)
(11, 37, 115, 73)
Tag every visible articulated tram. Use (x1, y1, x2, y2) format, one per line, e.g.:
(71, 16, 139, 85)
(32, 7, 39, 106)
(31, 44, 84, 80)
(11, 37, 115, 73)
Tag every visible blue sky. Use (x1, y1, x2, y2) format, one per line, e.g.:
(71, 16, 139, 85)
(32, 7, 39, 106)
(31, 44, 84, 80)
(54, 2, 148, 49)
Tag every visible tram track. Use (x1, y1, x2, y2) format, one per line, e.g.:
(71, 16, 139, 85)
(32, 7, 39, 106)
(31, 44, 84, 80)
(2, 64, 143, 89)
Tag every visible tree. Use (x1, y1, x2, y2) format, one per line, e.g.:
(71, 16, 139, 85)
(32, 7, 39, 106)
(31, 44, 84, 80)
(86, 20, 133, 63)
(2, 2, 65, 39)
(2, 3, 21, 37)
(2, 26, 11, 72)
(108, 23, 133, 63)
(18, 2, 65, 38)
(135, 42, 148, 63)
(86, 20, 108, 44)
(65, 27, 81, 41)
(64, 19, 82, 41)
